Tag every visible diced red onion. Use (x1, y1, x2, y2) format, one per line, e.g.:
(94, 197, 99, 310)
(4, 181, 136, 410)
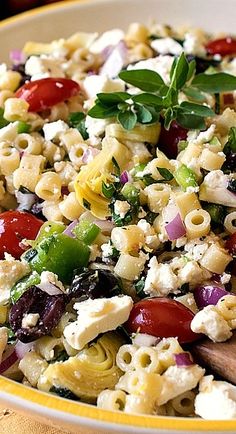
(82, 147, 100, 164)
(174, 352, 194, 367)
(100, 40, 128, 78)
(120, 171, 129, 185)
(165, 213, 186, 241)
(0, 349, 18, 375)
(15, 340, 35, 360)
(9, 49, 26, 64)
(63, 219, 79, 238)
(16, 190, 37, 211)
(93, 219, 115, 234)
(194, 285, 230, 308)
(37, 282, 63, 296)
(101, 45, 114, 61)
(132, 333, 161, 347)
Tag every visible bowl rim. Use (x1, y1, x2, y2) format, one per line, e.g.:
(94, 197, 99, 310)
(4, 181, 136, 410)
(0, 0, 236, 430)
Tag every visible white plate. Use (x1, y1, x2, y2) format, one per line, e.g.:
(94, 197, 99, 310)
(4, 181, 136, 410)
(0, 0, 236, 432)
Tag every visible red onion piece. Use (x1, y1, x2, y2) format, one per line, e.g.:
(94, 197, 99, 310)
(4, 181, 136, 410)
(0, 349, 18, 374)
(37, 282, 63, 296)
(174, 352, 194, 367)
(63, 219, 79, 238)
(16, 190, 37, 211)
(15, 340, 35, 359)
(93, 219, 114, 234)
(132, 333, 161, 347)
(9, 49, 26, 64)
(165, 213, 186, 241)
(120, 171, 129, 185)
(82, 147, 99, 164)
(100, 40, 128, 78)
(194, 285, 230, 308)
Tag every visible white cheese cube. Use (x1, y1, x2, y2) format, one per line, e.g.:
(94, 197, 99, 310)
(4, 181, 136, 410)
(63, 295, 133, 350)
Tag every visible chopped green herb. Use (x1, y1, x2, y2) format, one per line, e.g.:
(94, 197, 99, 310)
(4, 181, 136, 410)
(157, 167, 174, 181)
(83, 198, 91, 210)
(68, 112, 88, 140)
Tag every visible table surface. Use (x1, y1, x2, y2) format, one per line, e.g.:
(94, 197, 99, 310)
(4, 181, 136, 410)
(0, 404, 74, 434)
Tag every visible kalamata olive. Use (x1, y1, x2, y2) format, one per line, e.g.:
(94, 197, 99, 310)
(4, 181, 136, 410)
(186, 55, 220, 74)
(12, 64, 31, 86)
(158, 121, 188, 159)
(9, 286, 67, 343)
(68, 269, 121, 301)
(227, 179, 236, 193)
(223, 152, 236, 172)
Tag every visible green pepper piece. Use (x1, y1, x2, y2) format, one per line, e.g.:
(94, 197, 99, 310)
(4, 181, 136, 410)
(121, 183, 140, 206)
(174, 164, 198, 191)
(10, 271, 40, 303)
(17, 121, 31, 133)
(73, 220, 100, 245)
(24, 233, 90, 283)
(32, 221, 66, 247)
(202, 203, 225, 225)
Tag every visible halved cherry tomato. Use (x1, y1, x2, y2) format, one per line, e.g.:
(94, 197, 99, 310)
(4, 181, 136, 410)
(126, 297, 202, 344)
(15, 78, 80, 112)
(0, 211, 43, 259)
(158, 121, 188, 159)
(206, 37, 236, 56)
(225, 233, 236, 255)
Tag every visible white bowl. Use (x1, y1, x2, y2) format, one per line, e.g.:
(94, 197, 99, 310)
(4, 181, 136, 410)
(1, 0, 236, 432)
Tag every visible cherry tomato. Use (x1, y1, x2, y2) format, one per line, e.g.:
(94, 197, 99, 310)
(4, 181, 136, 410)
(126, 297, 201, 344)
(225, 233, 236, 255)
(15, 78, 80, 112)
(206, 37, 236, 56)
(158, 121, 188, 159)
(0, 211, 43, 259)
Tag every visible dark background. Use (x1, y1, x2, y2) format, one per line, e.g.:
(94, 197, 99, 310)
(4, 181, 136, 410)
(1, 0, 64, 20)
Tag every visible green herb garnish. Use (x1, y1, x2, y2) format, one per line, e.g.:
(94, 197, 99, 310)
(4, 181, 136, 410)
(68, 112, 89, 140)
(88, 53, 236, 131)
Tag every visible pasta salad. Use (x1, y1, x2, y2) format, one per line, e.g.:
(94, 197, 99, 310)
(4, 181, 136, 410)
(0, 21, 236, 420)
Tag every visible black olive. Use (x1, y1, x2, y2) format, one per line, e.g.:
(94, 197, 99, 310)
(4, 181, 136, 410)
(227, 179, 236, 193)
(9, 286, 67, 343)
(186, 55, 221, 74)
(12, 64, 31, 86)
(68, 269, 121, 301)
(223, 152, 236, 172)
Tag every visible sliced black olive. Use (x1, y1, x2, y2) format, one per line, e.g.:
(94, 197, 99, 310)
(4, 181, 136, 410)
(9, 285, 67, 343)
(227, 179, 236, 193)
(68, 268, 121, 301)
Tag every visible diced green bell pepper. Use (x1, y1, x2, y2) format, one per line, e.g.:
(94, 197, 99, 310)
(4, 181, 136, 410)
(174, 164, 198, 191)
(73, 220, 100, 245)
(32, 221, 66, 247)
(10, 271, 40, 304)
(121, 183, 140, 206)
(23, 233, 90, 284)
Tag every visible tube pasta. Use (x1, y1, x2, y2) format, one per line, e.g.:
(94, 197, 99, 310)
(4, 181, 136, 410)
(184, 209, 211, 239)
(114, 253, 146, 281)
(224, 212, 236, 234)
(34, 336, 64, 361)
(0, 143, 20, 176)
(199, 148, 225, 171)
(111, 225, 145, 252)
(116, 369, 162, 401)
(35, 172, 62, 201)
(174, 191, 201, 220)
(155, 338, 183, 370)
(170, 390, 196, 416)
(0, 327, 8, 363)
(132, 346, 162, 374)
(217, 295, 236, 321)
(4, 98, 29, 122)
(14, 133, 42, 155)
(97, 389, 126, 411)
(145, 183, 171, 213)
(124, 393, 156, 415)
(59, 192, 85, 221)
(116, 344, 137, 372)
(13, 154, 45, 192)
(199, 243, 232, 274)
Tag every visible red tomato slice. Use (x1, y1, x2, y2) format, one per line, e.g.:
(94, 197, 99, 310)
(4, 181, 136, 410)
(0, 211, 43, 259)
(126, 297, 202, 344)
(15, 78, 80, 112)
(206, 37, 236, 56)
(225, 233, 236, 255)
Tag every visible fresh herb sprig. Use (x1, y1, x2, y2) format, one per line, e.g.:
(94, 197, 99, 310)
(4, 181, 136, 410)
(88, 53, 236, 131)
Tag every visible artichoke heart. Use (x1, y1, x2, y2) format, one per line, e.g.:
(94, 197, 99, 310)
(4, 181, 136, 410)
(39, 332, 124, 402)
(74, 137, 131, 219)
(105, 123, 161, 145)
